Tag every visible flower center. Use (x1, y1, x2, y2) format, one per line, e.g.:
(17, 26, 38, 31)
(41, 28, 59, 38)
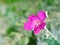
(33, 20, 41, 28)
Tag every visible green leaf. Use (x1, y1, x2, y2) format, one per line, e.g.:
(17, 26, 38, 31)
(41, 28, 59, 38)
(6, 25, 18, 38)
(44, 38, 60, 45)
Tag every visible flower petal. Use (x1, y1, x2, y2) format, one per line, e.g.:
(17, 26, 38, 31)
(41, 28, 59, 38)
(34, 27, 40, 35)
(28, 14, 37, 22)
(34, 22, 46, 35)
(37, 10, 46, 21)
(24, 22, 32, 30)
(39, 22, 46, 30)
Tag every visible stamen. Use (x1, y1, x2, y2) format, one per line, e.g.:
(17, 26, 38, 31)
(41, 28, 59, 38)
(33, 20, 41, 28)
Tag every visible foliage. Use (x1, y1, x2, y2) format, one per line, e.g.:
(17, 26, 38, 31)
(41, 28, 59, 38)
(0, 0, 60, 45)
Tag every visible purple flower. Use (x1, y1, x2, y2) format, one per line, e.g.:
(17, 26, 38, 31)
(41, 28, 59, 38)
(24, 10, 46, 35)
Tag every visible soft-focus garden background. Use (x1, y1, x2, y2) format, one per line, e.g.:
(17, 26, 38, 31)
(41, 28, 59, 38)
(0, 0, 60, 45)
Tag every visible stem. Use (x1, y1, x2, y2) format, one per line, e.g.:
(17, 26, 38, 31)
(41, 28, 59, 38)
(27, 31, 37, 45)
(44, 26, 57, 41)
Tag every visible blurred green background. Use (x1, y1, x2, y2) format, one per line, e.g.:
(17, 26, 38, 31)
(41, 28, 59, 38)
(0, 0, 60, 45)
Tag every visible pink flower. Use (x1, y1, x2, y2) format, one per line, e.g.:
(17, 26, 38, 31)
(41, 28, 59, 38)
(24, 10, 46, 35)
